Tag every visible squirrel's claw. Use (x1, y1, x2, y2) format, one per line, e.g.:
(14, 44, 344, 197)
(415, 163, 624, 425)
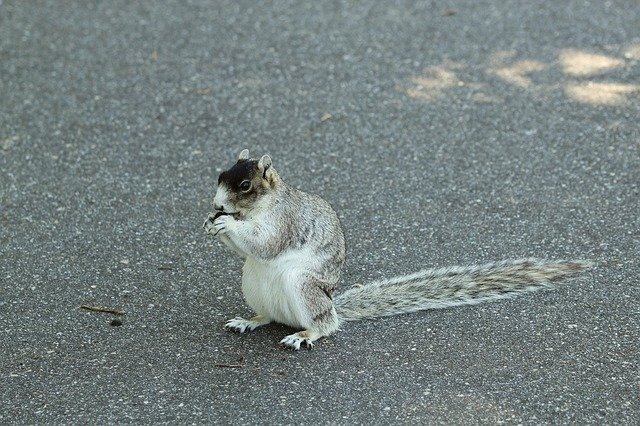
(225, 317, 250, 333)
(203, 213, 219, 235)
(280, 332, 317, 350)
(225, 316, 271, 333)
(212, 213, 234, 236)
(203, 212, 235, 237)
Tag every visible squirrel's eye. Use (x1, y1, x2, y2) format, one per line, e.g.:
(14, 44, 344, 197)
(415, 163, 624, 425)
(239, 181, 251, 191)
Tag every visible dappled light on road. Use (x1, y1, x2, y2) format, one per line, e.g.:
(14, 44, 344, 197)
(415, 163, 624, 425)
(402, 45, 639, 107)
(493, 60, 547, 88)
(564, 82, 640, 106)
(403, 65, 465, 101)
(559, 49, 624, 76)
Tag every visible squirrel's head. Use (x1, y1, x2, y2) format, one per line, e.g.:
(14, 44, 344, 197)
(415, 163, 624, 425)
(212, 149, 280, 217)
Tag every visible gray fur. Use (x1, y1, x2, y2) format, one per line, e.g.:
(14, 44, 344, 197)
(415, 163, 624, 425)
(236, 181, 346, 267)
(300, 278, 341, 336)
(335, 259, 593, 321)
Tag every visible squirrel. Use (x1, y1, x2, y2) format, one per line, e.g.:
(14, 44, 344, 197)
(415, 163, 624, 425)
(203, 149, 592, 350)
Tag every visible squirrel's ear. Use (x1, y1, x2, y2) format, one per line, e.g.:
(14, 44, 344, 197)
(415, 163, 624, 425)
(238, 149, 250, 161)
(258, 154, 274, 180)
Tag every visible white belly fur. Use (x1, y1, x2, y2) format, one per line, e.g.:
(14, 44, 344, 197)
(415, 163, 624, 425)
(241, 248, 316, 329)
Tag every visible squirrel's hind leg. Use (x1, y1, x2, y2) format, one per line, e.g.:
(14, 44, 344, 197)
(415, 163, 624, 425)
(280, 279, 341, 350)
(225, 315, 271, 333)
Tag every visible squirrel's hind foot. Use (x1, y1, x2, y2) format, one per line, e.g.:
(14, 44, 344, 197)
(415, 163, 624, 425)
(225, 315, 271, 333)
(280, 330, 322, 350)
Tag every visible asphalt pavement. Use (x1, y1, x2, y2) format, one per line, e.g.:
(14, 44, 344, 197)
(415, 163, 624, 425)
(1, 0, 639, 424)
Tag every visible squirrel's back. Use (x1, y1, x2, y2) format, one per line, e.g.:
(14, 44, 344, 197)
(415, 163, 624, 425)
(274, 184, 346, 280)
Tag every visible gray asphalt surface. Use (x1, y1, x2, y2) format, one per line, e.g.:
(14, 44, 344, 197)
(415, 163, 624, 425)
(1, 0, 639, 424)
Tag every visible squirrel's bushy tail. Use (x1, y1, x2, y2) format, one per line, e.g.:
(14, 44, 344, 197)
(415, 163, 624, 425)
(334, 258, 592, 321)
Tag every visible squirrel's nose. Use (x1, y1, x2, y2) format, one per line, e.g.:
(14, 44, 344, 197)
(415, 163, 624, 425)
(214, 204, 224, 212)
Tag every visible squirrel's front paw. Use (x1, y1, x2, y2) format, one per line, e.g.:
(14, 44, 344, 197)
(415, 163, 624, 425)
(203, 212, 218, 235)
(203, 212, 234, 236)
(213, 213, 234, 236)
(225, 316, 271, 333)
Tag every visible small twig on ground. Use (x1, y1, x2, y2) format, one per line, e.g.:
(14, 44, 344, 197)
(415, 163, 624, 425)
(80, 305, 126, 316)
(214, 362, 244, 368)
